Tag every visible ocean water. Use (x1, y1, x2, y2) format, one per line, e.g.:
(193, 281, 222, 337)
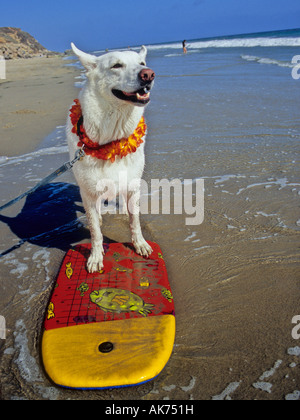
(142, 28, 300, 233)
(0, 29, 300, 400)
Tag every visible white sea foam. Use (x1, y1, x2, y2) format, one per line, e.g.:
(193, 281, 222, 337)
(253, 381, 273, 393)
(287, 346, 300, 356)
(191, 37, 300, 49)
(241, 55, 294, 68)
(14, 319, 43, 383)
(237, 178, 300, 195)
(212, 382, 241, 400)
(180, 376, 197, 392)
(14, 319, 59, 400)
(10, 261, 29, 279)
(259, 360, 282, 381)
(0, 156, 8, 164)
(147, 37, 300, 50)
(285, 390, 300, 400)
(184, 232, 197, 242)
(0, 146, 69, 168)
(213, 174, 246, 184)
(2, 253, 29, 279)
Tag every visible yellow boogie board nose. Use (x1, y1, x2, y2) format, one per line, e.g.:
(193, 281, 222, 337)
(42, 315, 175, 389)
(42, 242, 175, 389)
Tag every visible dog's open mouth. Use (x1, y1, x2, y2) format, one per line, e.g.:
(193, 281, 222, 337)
(112, 87, 151, 105)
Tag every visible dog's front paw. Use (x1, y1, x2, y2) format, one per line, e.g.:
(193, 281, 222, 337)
(87, 251, 104, 273)
(133, 239, 153, 258)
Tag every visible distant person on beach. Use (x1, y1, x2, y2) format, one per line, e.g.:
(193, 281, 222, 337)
(182, 40, 187, 54)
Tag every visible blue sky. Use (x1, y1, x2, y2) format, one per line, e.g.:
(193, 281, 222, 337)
(1, 0, 300, 51)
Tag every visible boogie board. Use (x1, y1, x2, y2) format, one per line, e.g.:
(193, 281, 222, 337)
(42, 241, 175, 389)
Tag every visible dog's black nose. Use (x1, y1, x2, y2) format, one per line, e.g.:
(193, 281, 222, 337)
(139, 68, 155, 85)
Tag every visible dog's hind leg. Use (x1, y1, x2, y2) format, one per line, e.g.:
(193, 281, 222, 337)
(82, 194, 104, 273)
(127, 189, 153, 258)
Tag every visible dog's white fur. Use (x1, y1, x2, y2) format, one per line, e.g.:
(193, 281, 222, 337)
(66, 43, 154, 273)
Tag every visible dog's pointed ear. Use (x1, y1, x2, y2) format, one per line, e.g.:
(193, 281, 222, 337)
(139, 45, 147, 61)
(71, 42, 97, 71)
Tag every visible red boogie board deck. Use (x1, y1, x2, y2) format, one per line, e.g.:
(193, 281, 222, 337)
(42, 241, 175, 389)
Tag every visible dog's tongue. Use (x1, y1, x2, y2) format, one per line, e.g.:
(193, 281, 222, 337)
(123, 89, 149, 99)
(122, 91, 137, 98)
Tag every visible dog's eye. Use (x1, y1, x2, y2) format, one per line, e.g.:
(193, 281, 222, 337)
(140, 62, 146, 66)
(111, 63, 123, 69)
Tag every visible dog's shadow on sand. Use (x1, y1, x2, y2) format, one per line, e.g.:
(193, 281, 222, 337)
(0, 182, 93, 257)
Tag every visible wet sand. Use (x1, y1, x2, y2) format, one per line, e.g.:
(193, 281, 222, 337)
(0, 49, 299, 400)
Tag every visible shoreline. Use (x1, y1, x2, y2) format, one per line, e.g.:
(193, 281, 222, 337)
(0, 56, 80, 157)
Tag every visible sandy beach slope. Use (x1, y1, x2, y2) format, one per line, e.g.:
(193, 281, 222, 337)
(0, 57, 80, 156)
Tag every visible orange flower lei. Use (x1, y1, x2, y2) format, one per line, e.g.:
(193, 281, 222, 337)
(70, 99, 147, 163)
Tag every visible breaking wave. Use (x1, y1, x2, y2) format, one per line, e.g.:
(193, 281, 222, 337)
(147, 37, 300, 50)
(241, 54, 294, 68)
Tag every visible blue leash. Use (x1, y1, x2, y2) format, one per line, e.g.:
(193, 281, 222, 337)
(0, 148, 85, 212)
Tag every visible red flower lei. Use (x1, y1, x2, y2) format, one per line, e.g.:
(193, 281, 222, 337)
(69, 99, 147, 163)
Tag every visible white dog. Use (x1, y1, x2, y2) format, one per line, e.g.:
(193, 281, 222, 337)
(66, 43, 155, 273)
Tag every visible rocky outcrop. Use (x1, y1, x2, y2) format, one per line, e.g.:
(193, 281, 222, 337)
(0, 27, 53, 59)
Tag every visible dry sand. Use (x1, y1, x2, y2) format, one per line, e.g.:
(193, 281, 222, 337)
(0, 57, 80, 156)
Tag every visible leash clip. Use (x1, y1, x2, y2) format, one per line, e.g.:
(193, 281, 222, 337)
(67, 146, 86, 169)
(74, 146, 86, 162)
